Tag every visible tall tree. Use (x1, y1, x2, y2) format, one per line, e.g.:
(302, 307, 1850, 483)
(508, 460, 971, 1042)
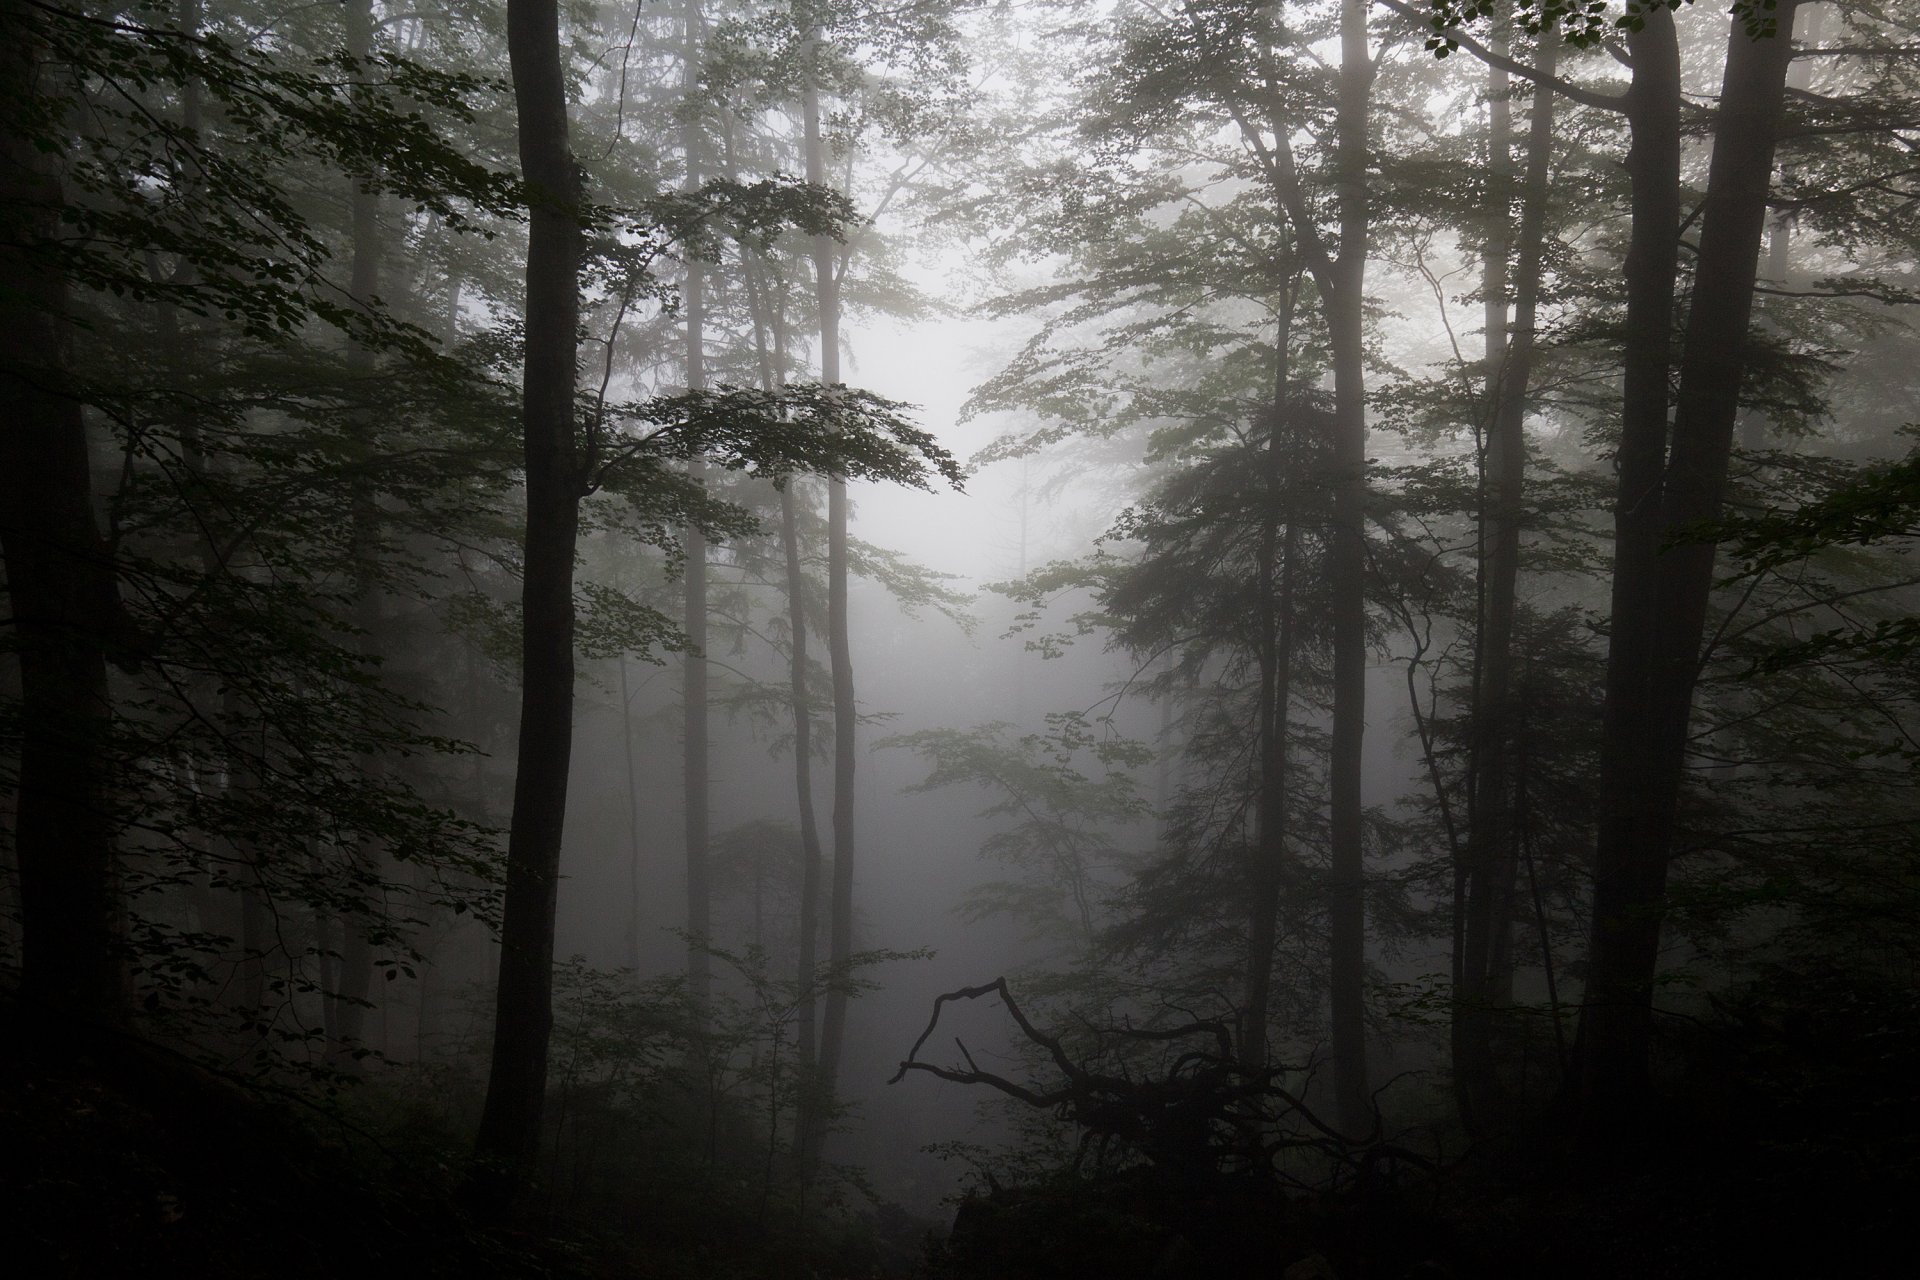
(1255, 0, 1377, 1132)
(473, 0, 586, 1193)
(1574, 0, 1804, 1134)
(800, 28, 857, 1167)
(331, 0, 384, 1068)
(1416, 0, 1809, 1137)
(1454, 19, 1561, 1136)
(0, 0, 127, 1024)
(1242, 274, 1302, 1073)
(681, 0, 714, 1027)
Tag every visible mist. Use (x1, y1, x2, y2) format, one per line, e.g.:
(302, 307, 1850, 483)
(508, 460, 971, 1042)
(5, 1, 1918, 1277)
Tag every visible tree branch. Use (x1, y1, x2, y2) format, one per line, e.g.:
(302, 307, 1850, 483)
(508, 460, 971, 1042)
(1376, 0, 1626, 115)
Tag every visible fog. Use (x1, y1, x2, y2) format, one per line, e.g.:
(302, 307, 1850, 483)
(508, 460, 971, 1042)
(5, 1, 1919, 1276)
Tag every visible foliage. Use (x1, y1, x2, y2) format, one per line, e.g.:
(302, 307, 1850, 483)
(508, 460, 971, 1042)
(1420, 0, 1789, 51)
(6, 1, 515, 348)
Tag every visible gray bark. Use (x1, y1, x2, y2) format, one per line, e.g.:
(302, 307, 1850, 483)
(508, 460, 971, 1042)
(472, 0, 586, 1196)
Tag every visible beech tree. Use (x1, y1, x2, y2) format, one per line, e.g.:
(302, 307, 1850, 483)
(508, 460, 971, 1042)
(471, 0, 586, 1188)
(1, 0, 515, 1036)
(1410, 0, 1806, 1139)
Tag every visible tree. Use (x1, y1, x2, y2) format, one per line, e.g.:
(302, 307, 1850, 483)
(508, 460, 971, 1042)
(0, 0, 126, 1022)
(983, 0, 1384, 1132)
(793, 23, 859, 1175)
(472, 0, 588, 1193)
(1415, 0, 1812, 1138)
(681, 0, 715, 1029)
(1576, 0, 1803, 1136)
(1453, 15, 1562, 1138)
(2, 0, 516, 1038)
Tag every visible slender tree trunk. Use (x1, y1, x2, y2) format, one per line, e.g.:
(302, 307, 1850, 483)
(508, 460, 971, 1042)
(330, 0, 381, 1068)
(679, 0, 713, 1028)
(150, 0, 271, 1025)
(784, 480, 828, 1150)
(682, 472, 711, 1015)
(1568, 7, 1683, 1129)
(619, 655, 643, 974)
(0, 7, 125, 1024)
(1155, 648, 1176, 811)
(744, 254, 827, 1169)
(1741, 5, 1818, 452)
(1573, 4, 1799, 1139)
(802, 39, 857, 1165)
(727, 128, 830, 1168)
(1258, 0, 1373, 1131)
(1242, 279, 1296, 1073)
(1455, 25, 1558, 1135)
(472, 0, 585, 1198)
(1324, 0, 1375, 1135)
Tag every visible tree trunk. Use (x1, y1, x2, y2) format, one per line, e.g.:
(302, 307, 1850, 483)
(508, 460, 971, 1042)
(1572, 3, 1799, 1139)
(1242, 279, 1297, 1073)
(472, 0, 585, 1198)
(330, 0, 381, 1069)
(151, 0, 269, 1029)
(1257, 0, 1373, 1132)
(1324, 0, 1374, 1136)
(1741, 4, 1818, 452)
(619, 655, 644, 974)
(1566, 6, 1684, 1129)
(784, 480, 828, 1155)
(744, 255, 828, 1169)
(683, 468, 711, 1019)
(802, 39, 857, 1168)
(0, 7, 124, 1024)
(681, 4, 712, 1024)
(1454, 25, 1558, 1136)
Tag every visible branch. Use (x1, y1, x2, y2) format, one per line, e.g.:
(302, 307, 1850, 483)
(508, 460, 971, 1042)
(1375, 0, 1626, 115)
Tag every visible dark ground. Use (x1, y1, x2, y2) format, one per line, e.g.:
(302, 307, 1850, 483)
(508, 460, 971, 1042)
(5, 991, 1915, 1280)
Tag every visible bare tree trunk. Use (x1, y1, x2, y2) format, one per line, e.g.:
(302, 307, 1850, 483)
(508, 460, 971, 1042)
(1567, 7, 1684, 1131)
(1323, 0, 1374, 1135)
(1741, 5, 1819, 453)
(784, 479, 828, 1147)
(0, 5, 125, 1024)
(472, 0, 585, 1199)
(744, 251, 827, 1169)
(1255, 0, 1373, 1131)
(802, 38, 857, 1168)
(1455, 24, 1558, 1136)
(1573, 4, 1799, 1140)
(683, 471, 711, 1018)
(1242, 278, 1297, 1073)
(619, 655, 643, 974)
(330, 0, 381, 1069)
(678, 0, 713, 1028)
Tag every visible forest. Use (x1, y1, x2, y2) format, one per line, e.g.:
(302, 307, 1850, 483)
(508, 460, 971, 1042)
(3, 0, 1917, 1276)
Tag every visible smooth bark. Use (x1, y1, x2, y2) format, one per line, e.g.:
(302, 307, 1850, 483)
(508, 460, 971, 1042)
(784, 478, 828, 1156)
(1454, 26, 1559, 1135)
(331, 0, 381, 1067)
(1572, 4, 1801, 1136)
(0, 4, 125, 1023)
(1254, 0, 1373, 1130)
(1323, 0, 1375, 1135)
(681, 2, 712, 1023)
(473, 0, 585, 1193)
(801, 42, 856, 1167)
(619, 656, 644, 973)
(1242, 282, 1297, 1073)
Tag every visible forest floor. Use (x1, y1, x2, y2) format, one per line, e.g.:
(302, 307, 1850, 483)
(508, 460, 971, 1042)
(6, 995, 1914, 1280)
(0, 998, 924, 1279)
(2, 1001, 584, 1278)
